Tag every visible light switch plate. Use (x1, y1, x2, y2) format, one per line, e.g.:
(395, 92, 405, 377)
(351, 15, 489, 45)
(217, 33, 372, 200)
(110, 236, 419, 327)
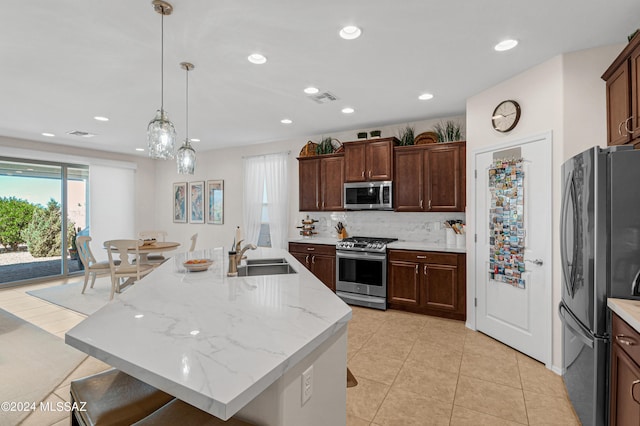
(302, 365, 313, 405)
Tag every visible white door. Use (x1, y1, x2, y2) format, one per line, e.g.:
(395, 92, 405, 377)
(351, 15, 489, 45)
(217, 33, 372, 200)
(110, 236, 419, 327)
(474, 133, 552, 364)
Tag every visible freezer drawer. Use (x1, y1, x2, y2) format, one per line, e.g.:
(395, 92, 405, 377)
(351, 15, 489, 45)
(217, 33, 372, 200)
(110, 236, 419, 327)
(560, 302, 609, 426)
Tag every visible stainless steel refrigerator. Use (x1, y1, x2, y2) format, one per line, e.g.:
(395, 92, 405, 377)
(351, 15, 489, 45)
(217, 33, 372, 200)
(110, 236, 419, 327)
(560, 145, 640, 425)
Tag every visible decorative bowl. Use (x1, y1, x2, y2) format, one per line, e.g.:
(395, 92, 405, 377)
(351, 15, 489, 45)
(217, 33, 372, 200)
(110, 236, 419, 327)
(183, 259, 213, 272)
(142, 238, 157, 246)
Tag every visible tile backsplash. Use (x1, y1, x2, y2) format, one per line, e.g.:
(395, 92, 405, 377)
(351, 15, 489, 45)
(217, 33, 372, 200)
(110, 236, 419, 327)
(293, 211, 466, 244)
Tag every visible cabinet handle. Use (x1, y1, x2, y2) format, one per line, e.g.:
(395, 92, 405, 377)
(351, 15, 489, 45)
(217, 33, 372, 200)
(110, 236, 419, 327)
(305, 255, 310, 264)
(632, 380, 640, 405)
(311, 255, 315, 264)
(361, 171, 365, 178)
(625, 117, 636, 134)
(619, 120, 626, 136)
(428, 199, 432, 210)
(616, 334, 637, 346)
(307, 247, 315, 251)
(420, 199, 424, 209)
(322, 201, 325, 209)
(415, 265, 419, 275)
(424, 265, 428, 275)
(416, 255, 427, 259)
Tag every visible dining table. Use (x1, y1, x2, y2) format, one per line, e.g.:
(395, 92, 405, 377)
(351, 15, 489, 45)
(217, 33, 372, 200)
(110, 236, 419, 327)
(112, 241, 181, 264)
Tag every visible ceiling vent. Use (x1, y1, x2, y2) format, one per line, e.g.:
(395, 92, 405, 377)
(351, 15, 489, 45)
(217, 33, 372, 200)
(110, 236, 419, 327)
(67, 130, 96, 138)
(308, 91, 339, 104)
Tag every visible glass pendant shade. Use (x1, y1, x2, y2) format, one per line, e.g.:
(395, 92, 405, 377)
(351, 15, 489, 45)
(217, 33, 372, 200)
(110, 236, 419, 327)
(148, 109, 176, 159)
(177, 140, 196, 174)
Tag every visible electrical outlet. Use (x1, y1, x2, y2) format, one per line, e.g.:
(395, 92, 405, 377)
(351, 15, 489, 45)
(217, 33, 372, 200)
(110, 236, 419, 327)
(301, 365, 313, 405)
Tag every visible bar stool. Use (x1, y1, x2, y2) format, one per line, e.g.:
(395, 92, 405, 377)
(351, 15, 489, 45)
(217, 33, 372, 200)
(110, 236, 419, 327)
(69, 369, 174, 426)
(133, 399, 254, 426)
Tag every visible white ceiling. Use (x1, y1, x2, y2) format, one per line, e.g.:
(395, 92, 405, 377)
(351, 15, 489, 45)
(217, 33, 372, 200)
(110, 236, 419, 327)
(1, 1, 639, 156)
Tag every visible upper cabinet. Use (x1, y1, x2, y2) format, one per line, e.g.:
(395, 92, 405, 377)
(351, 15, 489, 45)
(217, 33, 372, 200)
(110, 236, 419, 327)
(344, 137, 398, 182)
(298, 154, 344, 211)
(394, 141, 466, 212)
(602, 33, 640, 147)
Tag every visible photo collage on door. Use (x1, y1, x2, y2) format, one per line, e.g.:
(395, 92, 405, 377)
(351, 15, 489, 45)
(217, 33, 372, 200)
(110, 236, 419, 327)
(488, 158, 526, 289)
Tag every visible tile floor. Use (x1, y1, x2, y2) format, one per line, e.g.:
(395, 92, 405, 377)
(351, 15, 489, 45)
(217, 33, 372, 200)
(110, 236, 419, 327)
(0, 280, 580, 426)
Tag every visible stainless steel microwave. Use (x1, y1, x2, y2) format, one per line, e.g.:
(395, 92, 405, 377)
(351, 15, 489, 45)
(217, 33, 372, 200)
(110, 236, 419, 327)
(343, 181, 393, 210)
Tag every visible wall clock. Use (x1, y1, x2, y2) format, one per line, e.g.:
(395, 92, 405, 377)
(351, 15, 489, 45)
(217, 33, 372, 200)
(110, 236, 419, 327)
(492, 100, 521, 132)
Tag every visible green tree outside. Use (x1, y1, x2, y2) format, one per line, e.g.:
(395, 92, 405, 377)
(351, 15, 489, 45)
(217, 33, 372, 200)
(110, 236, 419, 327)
(21, 199, 75, 257)
(0, 197, 38, 251)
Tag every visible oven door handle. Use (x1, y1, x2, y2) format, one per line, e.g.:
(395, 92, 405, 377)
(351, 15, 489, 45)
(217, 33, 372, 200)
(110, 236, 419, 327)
(336, 251, 387, 261)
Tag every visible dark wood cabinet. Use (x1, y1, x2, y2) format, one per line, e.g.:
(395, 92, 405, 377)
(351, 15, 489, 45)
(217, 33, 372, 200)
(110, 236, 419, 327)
(388, 249, 466, 321)
(610, 313, 640, 425)
(289, 242, 336, 292)
(394, 141, 466, 212)
(602, 33, 640, 147)
(344, 137, 397, 182)
(298, 154, 344, 211)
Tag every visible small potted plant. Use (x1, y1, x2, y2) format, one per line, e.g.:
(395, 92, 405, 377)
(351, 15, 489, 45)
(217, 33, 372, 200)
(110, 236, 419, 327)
(433, 120, 463, 142)
(397, 125, 415, 146)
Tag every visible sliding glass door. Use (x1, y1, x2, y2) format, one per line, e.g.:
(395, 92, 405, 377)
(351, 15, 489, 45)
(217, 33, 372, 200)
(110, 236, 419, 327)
(0, 157, 89, 286)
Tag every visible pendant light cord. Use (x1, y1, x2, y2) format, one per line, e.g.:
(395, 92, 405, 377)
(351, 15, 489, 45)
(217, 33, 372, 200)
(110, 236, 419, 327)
(185, 66, 189, 142)
(160, 9, 164, 112)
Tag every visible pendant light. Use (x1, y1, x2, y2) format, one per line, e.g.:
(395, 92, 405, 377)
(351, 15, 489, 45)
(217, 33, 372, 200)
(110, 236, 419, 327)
(177, 62, 196, 174)
(147, 0, 176, 160)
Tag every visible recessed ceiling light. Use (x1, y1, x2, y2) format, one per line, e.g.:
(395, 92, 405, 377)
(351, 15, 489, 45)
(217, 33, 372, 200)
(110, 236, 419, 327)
(342, 107, 355, 114)
(134, 314, 144, 319)
(15, 171, 23, 174)
(190, 138, 200, 142)
(281, 119, 293, 124)
(304, 87, 319, 95)
(135, 148, 145, 152)
(494, 39, 518, 52)
(248, 53, 267, 64)
(93, 116, 109, 122)
(190, 330, 200, 336)
(339, 26, 362, 40)
(418, 93, 434, 101)
(42, 132, 55, 137)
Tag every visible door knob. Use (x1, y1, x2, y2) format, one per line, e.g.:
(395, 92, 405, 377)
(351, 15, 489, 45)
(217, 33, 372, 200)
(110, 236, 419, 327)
(525, 258, 543, 266)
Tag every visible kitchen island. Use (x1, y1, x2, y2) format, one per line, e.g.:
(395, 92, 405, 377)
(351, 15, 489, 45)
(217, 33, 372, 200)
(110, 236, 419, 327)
(65, 247, 352, 425)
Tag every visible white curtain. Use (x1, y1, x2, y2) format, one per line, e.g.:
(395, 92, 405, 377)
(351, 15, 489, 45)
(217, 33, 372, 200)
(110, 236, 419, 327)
(243, 156, 264, 247)
(243, 152, 289, 249)
(263, 153, 289, 249)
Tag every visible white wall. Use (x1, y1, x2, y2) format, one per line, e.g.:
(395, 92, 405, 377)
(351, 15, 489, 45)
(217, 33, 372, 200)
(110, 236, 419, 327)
(466, 44, 622, 371)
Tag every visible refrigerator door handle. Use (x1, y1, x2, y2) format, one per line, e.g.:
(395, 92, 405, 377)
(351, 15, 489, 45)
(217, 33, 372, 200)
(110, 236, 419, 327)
(560, 170, 575, 297)
(632, 268, 640, 295)
(559, 302, 594, 348)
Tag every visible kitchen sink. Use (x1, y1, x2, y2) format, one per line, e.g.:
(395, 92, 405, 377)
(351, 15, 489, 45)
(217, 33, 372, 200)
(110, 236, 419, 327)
(237, 260, 297, 276)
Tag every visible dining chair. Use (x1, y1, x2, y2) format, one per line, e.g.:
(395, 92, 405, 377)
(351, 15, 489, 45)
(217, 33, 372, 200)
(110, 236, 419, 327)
(138, 230, 168, 263)
(189, 233, 198, 252)
(104, 239, 154, 300)
(77, 236, 113, 294)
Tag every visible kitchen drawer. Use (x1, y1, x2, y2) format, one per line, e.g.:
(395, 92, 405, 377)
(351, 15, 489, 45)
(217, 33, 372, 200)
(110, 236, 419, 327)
(388, 249, 457, 266)
(289, 242, 336, 256)
(612, 313, 640, 361)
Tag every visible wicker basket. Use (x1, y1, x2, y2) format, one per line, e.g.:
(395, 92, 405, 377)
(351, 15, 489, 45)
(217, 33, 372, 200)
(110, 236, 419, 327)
(299, 141, 318, 157)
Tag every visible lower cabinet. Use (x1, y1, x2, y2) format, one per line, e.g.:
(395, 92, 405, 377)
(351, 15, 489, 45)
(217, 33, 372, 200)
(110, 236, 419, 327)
(610, 313, 640, 425)
(388, 249, 466, 321)
(288, 242, 336, 292)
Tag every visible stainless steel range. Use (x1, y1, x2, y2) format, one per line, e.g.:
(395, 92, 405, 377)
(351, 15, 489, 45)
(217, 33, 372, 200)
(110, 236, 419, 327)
(335, 236, 397, 310)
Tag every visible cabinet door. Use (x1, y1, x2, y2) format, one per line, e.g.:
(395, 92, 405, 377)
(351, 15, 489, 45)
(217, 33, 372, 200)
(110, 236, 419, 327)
(367, 140, 393, 181)
(425, 144, 461, 211)
(606, 63, 632, 146)
(298, 159, 320, 211)
(311, 254, 336, 292)
(422, 263, 458, 312)
(388, 260, 420, 306)
(394, 148, 423, 211)
(344, 142, 367, 182)
(291, 252, 311, 272)
(321, 156, 344, 211)
(631, 45, 640, 138)
(610, 343, 640, 425)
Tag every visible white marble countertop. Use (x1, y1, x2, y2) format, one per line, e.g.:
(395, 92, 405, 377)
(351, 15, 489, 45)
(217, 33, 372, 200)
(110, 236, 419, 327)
(608, 298, 640, 332)
(65, 247, 351, 421)
(288, 237, 338, 245)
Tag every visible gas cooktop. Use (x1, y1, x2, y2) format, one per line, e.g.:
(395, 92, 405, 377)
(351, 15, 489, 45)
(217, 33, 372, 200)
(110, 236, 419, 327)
(336, 236, 398, 252)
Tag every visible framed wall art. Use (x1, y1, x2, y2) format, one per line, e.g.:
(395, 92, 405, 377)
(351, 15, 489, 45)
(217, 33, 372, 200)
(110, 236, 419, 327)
(173, 182, 187, 223)
(189, 181, 205, 224)
(207, 179, 224, 224)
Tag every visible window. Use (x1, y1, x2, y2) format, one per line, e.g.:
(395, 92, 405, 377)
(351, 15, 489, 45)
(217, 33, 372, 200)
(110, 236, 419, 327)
(257, 183, 271, 247)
